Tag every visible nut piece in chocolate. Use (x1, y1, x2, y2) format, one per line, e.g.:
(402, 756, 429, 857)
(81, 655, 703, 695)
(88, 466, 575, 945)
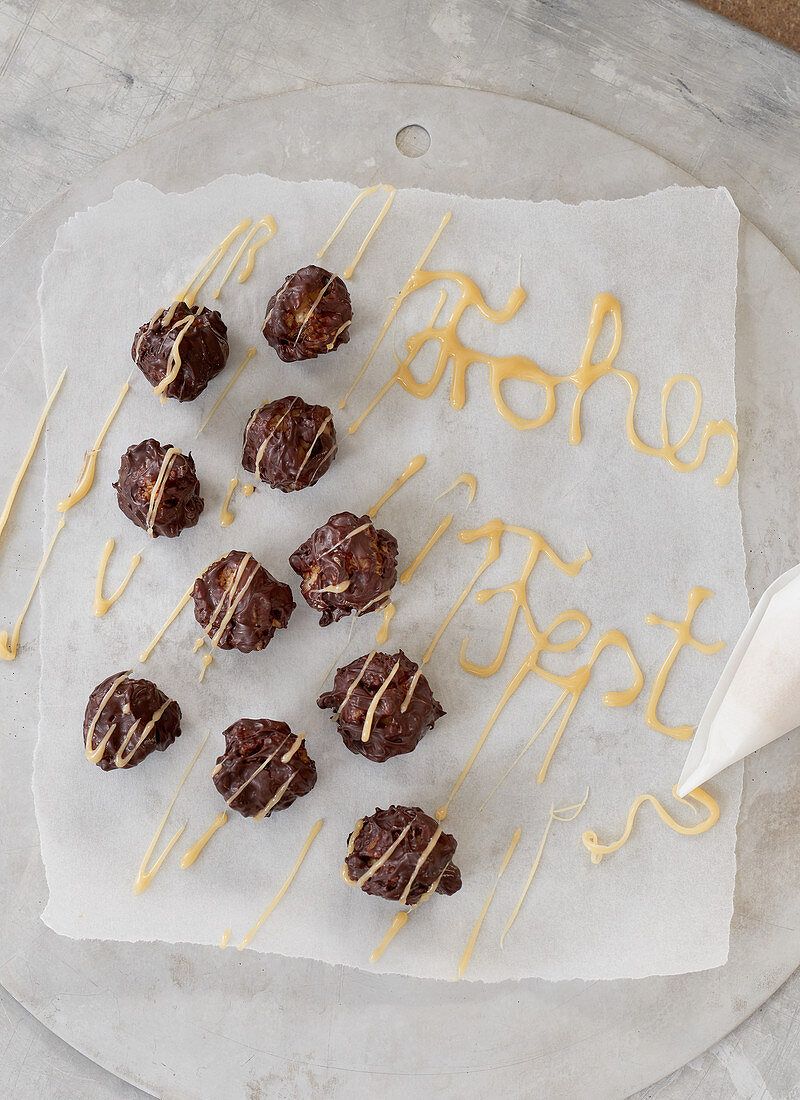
(262, 265, 352, 363)
(289, 511, 398, 627)
(193, 550, 295, 653)
(132, 301, 229, 402)
(83, 670, 181, 771)
(213, 718, 317, 819)
(114, 439, 203, 538)
(242, 395, 336, 493)
(318, 650, 444, 762)
(343, 806, 462, 904)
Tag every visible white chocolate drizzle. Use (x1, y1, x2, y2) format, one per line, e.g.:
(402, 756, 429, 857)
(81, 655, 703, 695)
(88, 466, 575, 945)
(367, 454, 426, 519)
(114, 696, 174, 769)
(212, 216, 277, 298)
(196, 347, 257, 436)
(179, 811, 228, 869)
(236, 819, 324, 950)
(145, 447, 181, 536)
(195, 552, 258, 682)
(434, 473, 477, 506)
(133, 734, 210, 894)
(57, 380, 130, 512)
(0, 518, 66, 661)
(361, 659, 400, 742)
(0, 368, 66, 554)
(139, 583, 193, 663)
(254, 397, 299, 478)
(376, 601, 395, 644)
(220, 477, 238, 527)
(500, 791, 588, 947)
(400, 514, 453, 585)
(317, 184, 397, 278)
(399, 823, 443, 905)
(94, 538, 142, 617)
(335, 650, 376, 718)
(292, 413, 333, 489)
(457, 827, 521, 979)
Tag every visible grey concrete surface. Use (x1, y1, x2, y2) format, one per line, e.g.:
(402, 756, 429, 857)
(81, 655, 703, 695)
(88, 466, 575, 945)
(0, 0, 798, 1097)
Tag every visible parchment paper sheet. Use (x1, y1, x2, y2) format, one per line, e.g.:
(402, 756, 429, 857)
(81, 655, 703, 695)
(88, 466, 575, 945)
(34, 176, 748, 981)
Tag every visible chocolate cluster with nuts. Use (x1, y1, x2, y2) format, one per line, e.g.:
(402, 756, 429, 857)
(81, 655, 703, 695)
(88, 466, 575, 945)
(193, 550, 295, 653)
(242, 395, 337, 493)
(344, 806, 462, 903)
(262, 265, 351, 363)
(213, 718, 317, 819)
(290, 512, 398, 627)
(318, 650, 444, 762)
(132, 301, 229, 402)
(114, 439, 203, 538)
(83, 671, 181, 771)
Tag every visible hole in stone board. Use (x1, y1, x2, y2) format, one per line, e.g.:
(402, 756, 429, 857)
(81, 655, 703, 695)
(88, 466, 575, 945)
(396, 124, 431, 158)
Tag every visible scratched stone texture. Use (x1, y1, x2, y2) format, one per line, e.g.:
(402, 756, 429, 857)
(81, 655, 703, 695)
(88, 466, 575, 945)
(0, 0, 798, 1097)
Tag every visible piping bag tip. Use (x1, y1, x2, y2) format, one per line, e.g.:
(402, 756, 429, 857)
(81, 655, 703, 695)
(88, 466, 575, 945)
(677, 560, 800, 797)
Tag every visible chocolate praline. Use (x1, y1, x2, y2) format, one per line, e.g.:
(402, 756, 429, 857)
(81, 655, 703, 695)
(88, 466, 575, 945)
(242, 395, 336, 493)
(213, 718, 317, 819)
(132, 301, 229, 402)
(114, 439, 203, 538)
(192, 550, 295, 653)
(83, 670, 181, 771)
(344, 806, 462, 903)
(262, 265, 352, 363)
(289, 511, 398, 627)
(318, 650, 444, 762)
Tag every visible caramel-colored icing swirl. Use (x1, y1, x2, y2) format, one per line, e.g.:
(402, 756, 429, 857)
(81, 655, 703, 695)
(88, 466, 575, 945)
(568, 294, 737, 486)
(436, 625, 641, 821)
(582, 785, 719, 864)
(348, 260, 556, 436)
(457, 520, 592, 678)
(645, 587, 723, 740)
(344, 212, 736, 485)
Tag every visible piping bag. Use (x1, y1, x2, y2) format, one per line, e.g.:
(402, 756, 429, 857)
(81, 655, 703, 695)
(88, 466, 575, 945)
(678, 563, 800, 796)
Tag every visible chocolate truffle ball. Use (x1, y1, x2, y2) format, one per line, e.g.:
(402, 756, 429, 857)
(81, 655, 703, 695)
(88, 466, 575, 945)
(262, 265, 352, 363)
(192, 550, 295, 653)
(318, 650, 444, 762)
(343, 806, 462, 904)
(289, 512, 398, 627)
(83, 670, 181, 771)
(242, 395, 337, 493)
(212, 718, 317, 819)
(114, 439, 203, 538)
(132, 301, 229, 402)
